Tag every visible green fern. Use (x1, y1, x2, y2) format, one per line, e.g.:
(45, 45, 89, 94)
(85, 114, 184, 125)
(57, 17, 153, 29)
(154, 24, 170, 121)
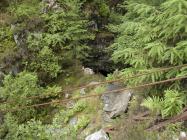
(161, 90, 186, 118)
(141, 90, 186, 118)
(141, 96, 163, 114)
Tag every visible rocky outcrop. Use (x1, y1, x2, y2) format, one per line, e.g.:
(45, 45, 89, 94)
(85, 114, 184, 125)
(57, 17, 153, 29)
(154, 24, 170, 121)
(11, 24, 29, 47)
(42, 0, 61, 13)
(101, 83, 132, 119)
(85, 129, 109, 140)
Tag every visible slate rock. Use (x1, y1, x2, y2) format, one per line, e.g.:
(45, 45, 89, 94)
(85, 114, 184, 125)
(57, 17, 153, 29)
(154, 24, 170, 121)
(101, 83, 132, 118)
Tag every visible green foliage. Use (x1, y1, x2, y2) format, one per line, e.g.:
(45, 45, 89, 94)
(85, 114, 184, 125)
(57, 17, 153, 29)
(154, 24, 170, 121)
(112, 0, 186, 65)
(25, 0, 94, 79)
(53, 100, 87, 124)
(16, 120, 48, 140)
(0, 114, 19, 139)
(73, 100, 87, 112)
(74, 116, 90, 132)
(42, 0, 94, 52)
(0, 71, 61, 121)
(109, 0, 187, 86)
(1, 114, 65, 140)
(141, 96, 163, 114)
(162, 122, 184, 139)
(28, 46, 61, 78)
(2, 0, 187, 139)
(98, 2, 110, 17)
(93, 85, 105, 94)
(0, 26, 14, 46)
(44, 85, 62, 98)
(142, 90, 186, 118)
(11, 4, 38, 19)
(161, 90, 186, 117)
(0, 25, 16, 62)
(1, 110, 90, 140)
(0, 97, 88, 139)
(1, 0, 95, 81)
(8, 0, 40, 20)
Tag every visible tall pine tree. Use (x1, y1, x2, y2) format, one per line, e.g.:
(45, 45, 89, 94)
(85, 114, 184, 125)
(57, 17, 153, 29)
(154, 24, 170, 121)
(109, 0, 187, 94)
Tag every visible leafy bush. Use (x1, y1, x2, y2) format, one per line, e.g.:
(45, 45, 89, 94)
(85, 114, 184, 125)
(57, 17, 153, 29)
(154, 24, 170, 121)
(29, 46, 61, 78)
(8, 0, 40, 20)
(99, 3, 110, 17)
(1, 114, 65, 140)
(25, 0, 94, 79)
(53, 100, 88, 124)
(74, 116, 90, 132)
(142, 90, 186, 118)
(1, 100, 88, 139)
(73, 100, 87, 112)
(0, 71, 61, 121)
(0, 26, 16, 62)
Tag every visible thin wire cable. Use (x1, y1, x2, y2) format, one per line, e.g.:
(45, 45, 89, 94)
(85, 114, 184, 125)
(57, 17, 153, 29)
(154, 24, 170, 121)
(2, 75, 187, 113)
(62, 64, 187, 92)
(1, 64, 187, 105)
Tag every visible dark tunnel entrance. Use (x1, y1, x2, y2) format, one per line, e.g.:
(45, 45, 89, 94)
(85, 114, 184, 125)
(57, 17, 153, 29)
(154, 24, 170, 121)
(97, 69, 112, 77)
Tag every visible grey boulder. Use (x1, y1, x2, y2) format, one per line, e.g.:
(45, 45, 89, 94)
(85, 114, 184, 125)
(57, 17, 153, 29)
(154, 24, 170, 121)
(102, 83, 132, 118)
(85, 129, 109, 140)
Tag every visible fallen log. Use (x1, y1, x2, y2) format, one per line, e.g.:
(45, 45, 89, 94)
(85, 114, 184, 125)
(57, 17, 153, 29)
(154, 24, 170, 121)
(147, 111, 187, 131)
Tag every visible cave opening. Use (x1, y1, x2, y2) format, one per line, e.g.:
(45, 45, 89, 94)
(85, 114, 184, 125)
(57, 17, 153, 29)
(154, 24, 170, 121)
(98, 69, 112, 77)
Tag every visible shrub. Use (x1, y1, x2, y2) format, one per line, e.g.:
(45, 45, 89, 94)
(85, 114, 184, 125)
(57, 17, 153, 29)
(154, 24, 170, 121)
(141, 90, 186, 118)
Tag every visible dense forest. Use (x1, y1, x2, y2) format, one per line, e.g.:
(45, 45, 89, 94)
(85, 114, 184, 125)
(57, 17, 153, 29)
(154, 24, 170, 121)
(0, 0, 187, 139)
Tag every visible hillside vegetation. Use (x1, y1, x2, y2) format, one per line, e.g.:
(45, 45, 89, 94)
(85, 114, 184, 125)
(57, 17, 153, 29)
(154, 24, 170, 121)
(0, 0, 187, 140)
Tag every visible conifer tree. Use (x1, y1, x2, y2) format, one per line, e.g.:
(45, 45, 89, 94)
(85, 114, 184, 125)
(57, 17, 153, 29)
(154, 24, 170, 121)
(110, 0, 187, 88)
(109, 0, 187, 118)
